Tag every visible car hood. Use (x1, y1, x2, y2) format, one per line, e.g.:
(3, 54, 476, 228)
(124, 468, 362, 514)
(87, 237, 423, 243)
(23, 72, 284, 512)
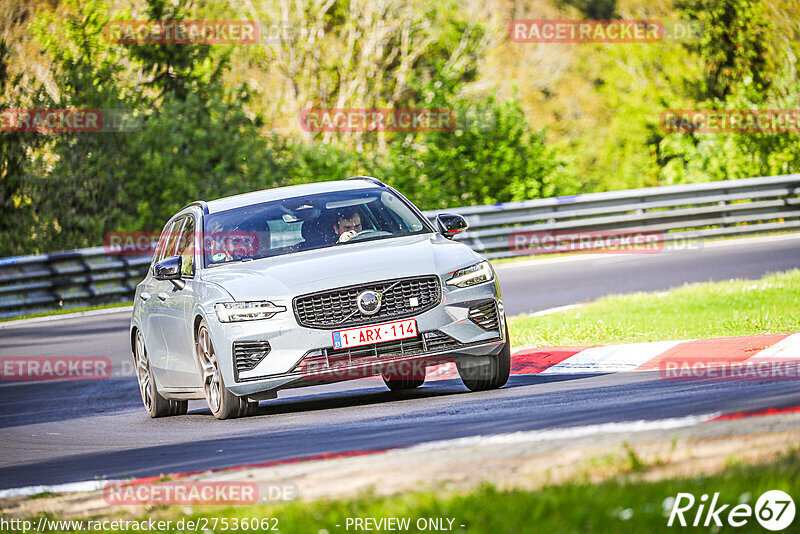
(200, 233, 480, 301)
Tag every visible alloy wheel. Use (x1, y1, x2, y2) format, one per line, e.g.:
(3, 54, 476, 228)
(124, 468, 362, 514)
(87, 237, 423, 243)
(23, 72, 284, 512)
(134, 331, 153, 412)
(197, 325, 222, 413)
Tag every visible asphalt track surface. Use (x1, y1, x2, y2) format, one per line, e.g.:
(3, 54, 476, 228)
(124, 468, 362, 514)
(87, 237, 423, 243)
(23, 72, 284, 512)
(0, 234, 799, 490)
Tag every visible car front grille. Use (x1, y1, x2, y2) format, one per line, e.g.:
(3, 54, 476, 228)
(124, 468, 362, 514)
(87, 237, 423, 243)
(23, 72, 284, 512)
(293, 275, 441, 329)
(233, 340, 271, 379)
(469, 300, 501, 331)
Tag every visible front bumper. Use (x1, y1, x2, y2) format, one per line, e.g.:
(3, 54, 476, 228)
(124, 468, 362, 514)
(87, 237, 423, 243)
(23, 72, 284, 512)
(205, 276, 506, 396)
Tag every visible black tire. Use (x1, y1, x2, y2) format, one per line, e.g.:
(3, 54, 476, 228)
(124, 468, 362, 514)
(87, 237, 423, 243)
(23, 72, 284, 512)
(196, 320, 259, 420)
(382, 374, 425, 391)
(170, 400, 189, 416)
(134, 329, 188, 418)
(457, 325, 511, 391)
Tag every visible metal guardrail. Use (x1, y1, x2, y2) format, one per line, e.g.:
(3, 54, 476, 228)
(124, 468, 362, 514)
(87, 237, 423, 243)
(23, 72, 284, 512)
(0, 247, 151, 319)
(1, 175, 798, 319)
(429, 174, 800, 258)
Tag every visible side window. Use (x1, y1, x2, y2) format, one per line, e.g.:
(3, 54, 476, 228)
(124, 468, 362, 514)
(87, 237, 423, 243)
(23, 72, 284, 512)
(176, 216, 195, 277)
(153, 217, 184, 268)
(151, 225, 170, 269)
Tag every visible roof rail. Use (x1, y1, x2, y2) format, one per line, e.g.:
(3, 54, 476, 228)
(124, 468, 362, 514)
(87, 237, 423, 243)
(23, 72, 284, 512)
(346, 175, 386, 187)
(181, 200, 209, 214)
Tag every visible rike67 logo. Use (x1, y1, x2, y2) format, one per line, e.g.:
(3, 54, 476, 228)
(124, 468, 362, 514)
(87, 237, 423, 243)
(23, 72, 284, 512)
(667, 490, 795, 531)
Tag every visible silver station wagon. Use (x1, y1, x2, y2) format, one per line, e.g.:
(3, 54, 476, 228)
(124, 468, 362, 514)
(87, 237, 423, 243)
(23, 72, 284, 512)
(130, 177, 510, 419)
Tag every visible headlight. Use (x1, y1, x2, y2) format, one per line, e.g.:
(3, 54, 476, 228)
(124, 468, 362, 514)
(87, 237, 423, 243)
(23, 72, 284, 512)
(215, 301, 286, 322)
(445, 260, 494, 288)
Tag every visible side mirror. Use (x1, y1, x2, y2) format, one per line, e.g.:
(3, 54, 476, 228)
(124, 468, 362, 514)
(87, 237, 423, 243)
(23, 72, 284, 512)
(154, 255, 185, 289)
(436, 213, 468, 239)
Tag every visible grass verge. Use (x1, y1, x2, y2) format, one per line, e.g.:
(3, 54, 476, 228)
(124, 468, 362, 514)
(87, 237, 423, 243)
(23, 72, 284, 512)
(508, 269, 800, 347)
(26, 448, 800, 533)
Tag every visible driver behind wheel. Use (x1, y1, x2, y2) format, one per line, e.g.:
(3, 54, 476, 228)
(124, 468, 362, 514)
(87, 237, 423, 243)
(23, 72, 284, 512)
(332, 207, 363, 243)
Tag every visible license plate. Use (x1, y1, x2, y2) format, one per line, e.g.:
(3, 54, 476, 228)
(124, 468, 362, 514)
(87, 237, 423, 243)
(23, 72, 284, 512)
(332, 318, 417, 350)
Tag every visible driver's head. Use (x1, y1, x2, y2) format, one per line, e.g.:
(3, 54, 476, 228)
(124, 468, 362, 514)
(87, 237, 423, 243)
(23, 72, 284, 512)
(333, 208, 362, 237)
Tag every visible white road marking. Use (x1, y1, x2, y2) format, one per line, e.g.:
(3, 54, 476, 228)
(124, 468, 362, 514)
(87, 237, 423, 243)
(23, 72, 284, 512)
(747, 333, 800, 360)
(527, 303, 586, 317)
(701, 233, 800, 249)
(538, 340, 687, 374)
(406, 414, 720, 452)
(494, 253, 619, 269)
(0, 479, 121, 498)
(0, 306, 133, 328)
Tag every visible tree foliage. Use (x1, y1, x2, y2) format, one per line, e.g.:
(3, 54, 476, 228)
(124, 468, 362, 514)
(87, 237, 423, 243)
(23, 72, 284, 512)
(1, 0, 798, 256)
(658, 0, 800, 184)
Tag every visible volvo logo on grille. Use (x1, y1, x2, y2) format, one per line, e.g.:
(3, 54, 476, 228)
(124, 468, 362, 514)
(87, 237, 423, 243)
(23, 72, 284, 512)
(356, 290, 382, 316)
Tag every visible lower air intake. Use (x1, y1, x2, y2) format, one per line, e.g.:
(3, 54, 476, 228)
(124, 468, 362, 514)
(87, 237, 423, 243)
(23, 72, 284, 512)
(468, 301, 500, 331)
(233, 341, 271, 379)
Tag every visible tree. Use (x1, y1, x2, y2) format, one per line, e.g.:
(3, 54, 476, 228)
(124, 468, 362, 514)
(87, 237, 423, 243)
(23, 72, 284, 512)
(240, 0, 490, 152)
(10, 0, 285, 252)
(384, 96, 560, 210)
(678, 0, 776, 102)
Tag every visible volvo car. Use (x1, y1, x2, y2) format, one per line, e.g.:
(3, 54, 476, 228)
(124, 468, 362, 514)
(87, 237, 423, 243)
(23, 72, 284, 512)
(130, 177, 510, 419)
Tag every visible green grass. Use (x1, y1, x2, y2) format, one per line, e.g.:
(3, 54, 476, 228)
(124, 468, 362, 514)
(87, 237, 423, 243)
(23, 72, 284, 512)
(0, 301, 132, 323)
(27, 448, 800, 533)
(27, 491, 55, 500)
(508, 269, 800, 347)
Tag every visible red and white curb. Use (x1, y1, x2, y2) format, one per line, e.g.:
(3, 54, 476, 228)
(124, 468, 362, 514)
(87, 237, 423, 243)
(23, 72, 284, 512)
(425, 333, 800, 379)
(3, 333, 799, 500)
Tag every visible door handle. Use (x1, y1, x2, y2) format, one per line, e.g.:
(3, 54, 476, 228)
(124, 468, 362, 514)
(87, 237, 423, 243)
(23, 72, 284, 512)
(157, 292, 169, 301)
(139, 292, 151, 301)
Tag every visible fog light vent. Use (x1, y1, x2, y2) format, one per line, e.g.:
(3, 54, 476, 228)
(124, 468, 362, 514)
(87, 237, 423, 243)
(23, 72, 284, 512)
(468, 301, 500, 331)
(233, 340, 271, 377)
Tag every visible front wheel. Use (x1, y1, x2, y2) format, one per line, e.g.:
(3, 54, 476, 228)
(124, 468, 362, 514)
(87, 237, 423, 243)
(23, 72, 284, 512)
(196, 320, 258, 419)
(457, 326, 511, 391)
(134, 330, 187, 418)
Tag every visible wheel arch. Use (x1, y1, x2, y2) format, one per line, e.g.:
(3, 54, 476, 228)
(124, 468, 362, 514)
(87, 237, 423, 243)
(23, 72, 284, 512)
(191, 309, 211, 367)
(193, 313, 205, 339)
(130, 324, 139, 355)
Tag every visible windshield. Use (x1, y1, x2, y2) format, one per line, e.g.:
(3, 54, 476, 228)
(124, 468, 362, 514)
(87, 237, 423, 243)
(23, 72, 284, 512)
(202, 188, 431, 266)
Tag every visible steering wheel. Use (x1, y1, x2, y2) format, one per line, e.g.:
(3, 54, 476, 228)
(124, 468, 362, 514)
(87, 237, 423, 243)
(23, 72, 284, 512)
(338, 229, 392, 243)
